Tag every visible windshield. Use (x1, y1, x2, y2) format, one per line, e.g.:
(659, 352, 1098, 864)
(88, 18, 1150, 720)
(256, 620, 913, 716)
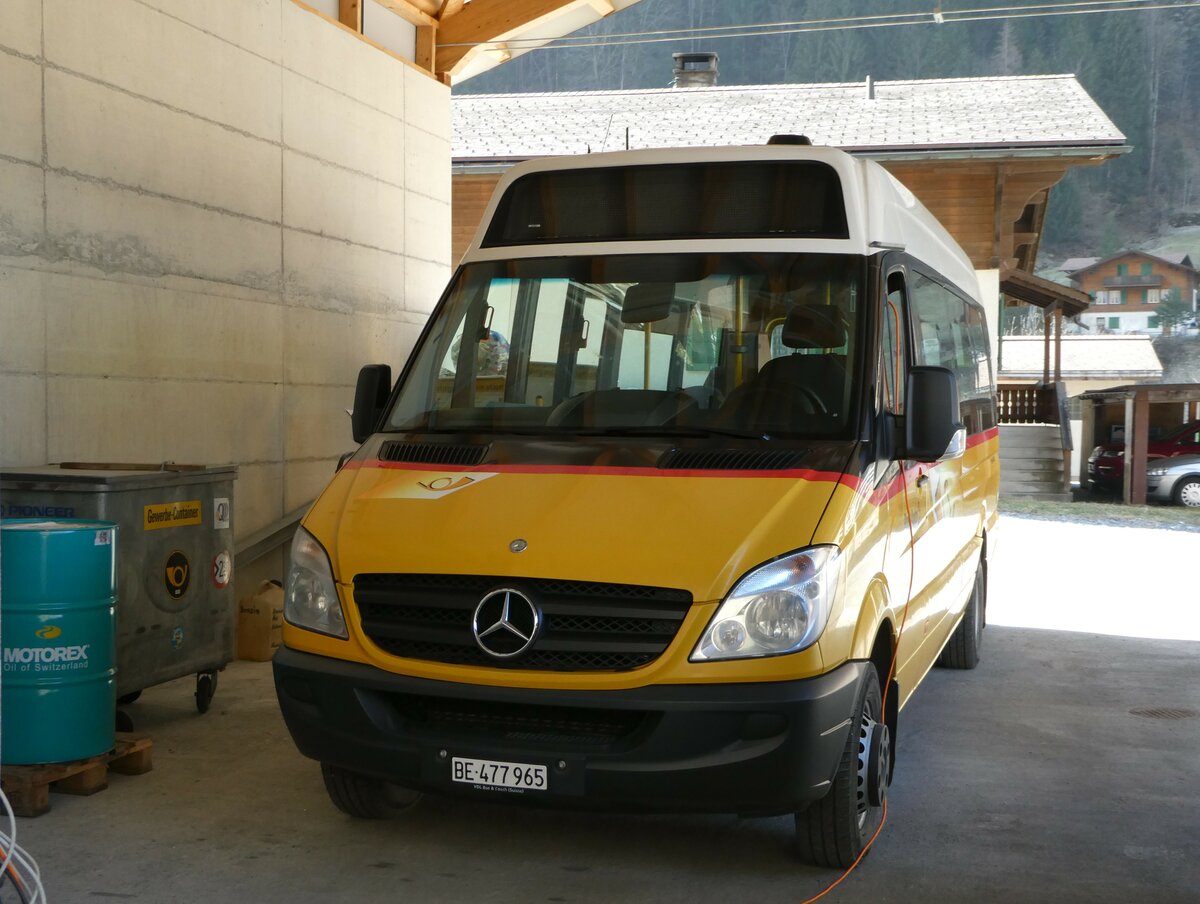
(386, 253, 863, 440)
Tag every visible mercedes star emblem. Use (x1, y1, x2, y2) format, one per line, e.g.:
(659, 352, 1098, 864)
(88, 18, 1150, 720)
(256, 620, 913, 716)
(472, 588, 540, 659)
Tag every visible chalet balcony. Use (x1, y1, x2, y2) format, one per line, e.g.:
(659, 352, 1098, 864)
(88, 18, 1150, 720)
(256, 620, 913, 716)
(1102, 274, 1164, 288)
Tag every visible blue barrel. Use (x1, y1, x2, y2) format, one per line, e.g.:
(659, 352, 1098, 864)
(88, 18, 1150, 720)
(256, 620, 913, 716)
(1, 519, 117, 764)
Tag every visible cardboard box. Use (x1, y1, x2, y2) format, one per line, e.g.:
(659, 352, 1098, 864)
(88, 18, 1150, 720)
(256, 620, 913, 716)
(238, 580, 284, 662)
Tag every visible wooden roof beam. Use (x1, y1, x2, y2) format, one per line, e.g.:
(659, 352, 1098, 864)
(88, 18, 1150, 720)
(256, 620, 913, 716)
(372, 0, 437, 28)
(437, 0, 606, 76)
(339, 0, 363, 30)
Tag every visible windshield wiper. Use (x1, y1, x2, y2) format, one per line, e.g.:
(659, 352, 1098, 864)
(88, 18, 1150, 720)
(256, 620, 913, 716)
(394, 425, 777, 440)
(555, 426, 774, 441)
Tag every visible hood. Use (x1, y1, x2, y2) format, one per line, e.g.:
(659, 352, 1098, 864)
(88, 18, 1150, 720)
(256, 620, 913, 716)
(304, 444, 855, 605)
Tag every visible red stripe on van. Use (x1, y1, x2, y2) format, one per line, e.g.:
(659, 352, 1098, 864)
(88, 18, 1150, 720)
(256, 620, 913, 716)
(344, 458, 851, 484)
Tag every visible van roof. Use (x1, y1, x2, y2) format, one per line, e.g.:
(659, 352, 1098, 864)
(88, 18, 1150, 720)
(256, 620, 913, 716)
(463, 145, 981, 302)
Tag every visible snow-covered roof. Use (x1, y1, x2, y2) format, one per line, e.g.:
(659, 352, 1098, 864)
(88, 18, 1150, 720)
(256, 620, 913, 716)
(453, 74, 1127, 161)
(1060, 257, 1099, 274)
(1000, 335, 1163, 379)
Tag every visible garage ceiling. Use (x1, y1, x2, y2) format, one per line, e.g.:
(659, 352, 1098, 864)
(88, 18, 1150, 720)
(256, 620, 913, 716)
(337, 0, 644, 83)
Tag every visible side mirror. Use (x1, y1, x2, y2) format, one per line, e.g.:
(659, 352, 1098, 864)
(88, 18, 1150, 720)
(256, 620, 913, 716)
(351, 364, 392, 444)
(905, 366, 965, 463)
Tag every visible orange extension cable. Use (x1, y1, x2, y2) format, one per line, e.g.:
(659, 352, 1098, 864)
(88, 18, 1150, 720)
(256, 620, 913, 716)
(798, 423, 919, 904)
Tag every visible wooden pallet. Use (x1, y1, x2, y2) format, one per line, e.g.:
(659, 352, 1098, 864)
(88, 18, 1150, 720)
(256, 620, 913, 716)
(1, 733, 153, 817)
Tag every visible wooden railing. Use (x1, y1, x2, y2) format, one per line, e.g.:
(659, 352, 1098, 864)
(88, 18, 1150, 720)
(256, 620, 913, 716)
(998, 381, 1073, 458)
(997, 383, 1059, 425)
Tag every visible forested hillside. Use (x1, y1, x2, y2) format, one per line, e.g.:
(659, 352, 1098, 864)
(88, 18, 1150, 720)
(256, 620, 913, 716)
(456, 0, 1200, 261)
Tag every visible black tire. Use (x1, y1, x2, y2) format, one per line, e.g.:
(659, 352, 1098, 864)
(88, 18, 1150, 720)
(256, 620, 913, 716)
(195, 670, 218, 713)
(117, 690, 142, 705)
(1173, 476, 1200, 508)
(321, 763, 423, 819)
(938, 560, 985, 670)
(794, 666, 886, 868)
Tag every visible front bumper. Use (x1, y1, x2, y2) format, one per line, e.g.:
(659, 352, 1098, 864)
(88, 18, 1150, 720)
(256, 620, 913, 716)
(273, 646, 864, 817)
(1088, 459, 1122, 486)
(1145, 473, 1176, 502)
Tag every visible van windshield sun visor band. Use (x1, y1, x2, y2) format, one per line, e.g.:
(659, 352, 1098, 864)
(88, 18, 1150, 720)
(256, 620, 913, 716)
(483, 161, 849, 247)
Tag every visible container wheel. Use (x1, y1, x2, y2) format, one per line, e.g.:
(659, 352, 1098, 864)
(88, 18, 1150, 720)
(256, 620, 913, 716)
(117, 690, 142, 705)
(794, 665, 886, 868)
(321, 763, 423, 818)
(115, 708, 135, 733)
(195, 670, 218, 713)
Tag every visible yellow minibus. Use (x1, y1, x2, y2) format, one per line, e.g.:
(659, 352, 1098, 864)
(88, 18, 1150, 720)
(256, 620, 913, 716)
(274, 142, 1000, 867)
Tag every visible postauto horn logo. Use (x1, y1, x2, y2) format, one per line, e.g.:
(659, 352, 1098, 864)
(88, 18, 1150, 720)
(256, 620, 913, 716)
(35, 625, 63, 640)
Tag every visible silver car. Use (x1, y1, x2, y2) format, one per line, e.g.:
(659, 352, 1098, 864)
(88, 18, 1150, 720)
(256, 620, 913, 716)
(1146, 455, 1200, 507)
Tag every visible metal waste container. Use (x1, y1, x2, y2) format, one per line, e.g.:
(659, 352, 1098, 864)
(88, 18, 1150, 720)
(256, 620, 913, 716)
(1, 464, 237, 713)
(0, 519, 118, 763)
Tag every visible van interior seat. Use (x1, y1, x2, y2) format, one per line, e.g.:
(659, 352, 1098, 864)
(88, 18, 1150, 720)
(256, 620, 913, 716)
(713, 304, 848, 428)
(546, 388, 698, 428)
(716, 353, 846, 428)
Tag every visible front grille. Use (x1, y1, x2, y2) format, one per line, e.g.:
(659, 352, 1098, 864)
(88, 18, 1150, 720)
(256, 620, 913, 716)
(354, 573, 692, 672)
(378, 441, 490, 466)
(657, 448, 805, 471)
(389, 693, 646, 747)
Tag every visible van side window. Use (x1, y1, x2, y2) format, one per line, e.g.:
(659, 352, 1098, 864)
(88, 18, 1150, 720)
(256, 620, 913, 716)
(965, 304, 994, 396)
(881, 273, 907, 415)
(910, 273, 984, 400)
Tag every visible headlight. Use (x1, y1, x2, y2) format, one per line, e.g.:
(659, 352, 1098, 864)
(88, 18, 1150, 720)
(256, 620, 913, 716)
(1148, 467, 1169, 476)
(691, 547, 842, 662)
(1088, 446, 1103, 462)
(285, 527, 347, 638)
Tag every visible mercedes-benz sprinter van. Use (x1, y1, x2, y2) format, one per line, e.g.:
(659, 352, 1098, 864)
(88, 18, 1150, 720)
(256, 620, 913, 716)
(274, 144, 999, 867)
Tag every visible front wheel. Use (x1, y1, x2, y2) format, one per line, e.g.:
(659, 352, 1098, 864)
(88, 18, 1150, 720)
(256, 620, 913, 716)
(321, 763, 423, 819)
(1173, 477, 1200, 508)
(794, 665, 887, 868)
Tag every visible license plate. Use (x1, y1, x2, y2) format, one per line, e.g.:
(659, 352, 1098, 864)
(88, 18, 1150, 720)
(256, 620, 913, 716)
(451, 757, 548, 792)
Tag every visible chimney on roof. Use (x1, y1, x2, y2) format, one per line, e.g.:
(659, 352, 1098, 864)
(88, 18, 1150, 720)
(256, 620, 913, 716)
(672, 52, 718, 88)
(865, 74, 875, 100)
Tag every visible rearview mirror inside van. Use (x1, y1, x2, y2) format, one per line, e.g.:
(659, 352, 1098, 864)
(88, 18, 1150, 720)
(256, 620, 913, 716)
(351, 364, 392, 445)
(905, 366, 965, 463)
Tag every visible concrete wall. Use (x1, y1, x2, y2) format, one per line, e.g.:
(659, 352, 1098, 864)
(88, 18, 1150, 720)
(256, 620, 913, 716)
(0, 0, 451, 591)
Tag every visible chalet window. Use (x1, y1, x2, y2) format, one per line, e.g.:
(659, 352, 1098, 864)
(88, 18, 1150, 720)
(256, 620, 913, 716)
(1117, 263, 1128, 276)
(1147, 289, 1161, 304)
(1141, 262, 1153, 276)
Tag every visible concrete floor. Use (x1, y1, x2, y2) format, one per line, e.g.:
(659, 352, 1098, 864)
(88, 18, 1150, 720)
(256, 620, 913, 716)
(13, 515, 1200, 903)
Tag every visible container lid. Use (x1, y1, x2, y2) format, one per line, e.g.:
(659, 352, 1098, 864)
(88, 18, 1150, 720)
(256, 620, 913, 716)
(1, 463, 237, 489)
(1, 518, 118, 531)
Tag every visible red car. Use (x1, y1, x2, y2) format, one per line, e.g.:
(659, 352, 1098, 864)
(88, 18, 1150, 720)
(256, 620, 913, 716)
(1089, 420, 1200, 488)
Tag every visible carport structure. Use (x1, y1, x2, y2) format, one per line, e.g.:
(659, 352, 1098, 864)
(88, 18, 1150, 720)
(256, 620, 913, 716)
(1079, 383, 1200, 503)
(328, 0, 643, 83)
